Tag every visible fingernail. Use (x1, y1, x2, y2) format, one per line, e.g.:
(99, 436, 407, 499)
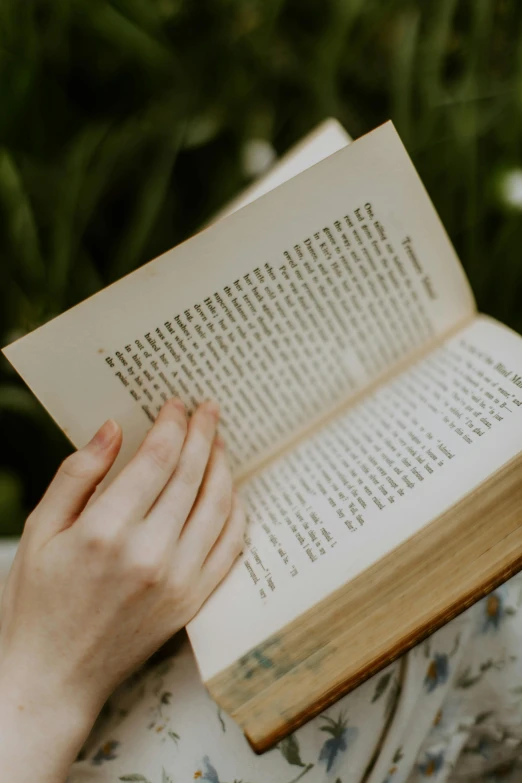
(215, 434, 225, 449)
(205, 400, 220, 420)
(89, 419, 118, 450)
(170, 397, 185, 412)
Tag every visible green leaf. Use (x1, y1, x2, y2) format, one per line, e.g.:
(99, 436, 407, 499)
(391, 8, 420, 146)
(217, 706, 226, 732)
(183, 112, 223, 149)
(279, 734, 306, 767)
(318, 712, 348, 738)
(80, 2, 177, 71)
(119, 775, 152, 782)
(285, 764, 314, 783)
(449, 632, 461, 658)
(153, 659, 173, 678)
(108, 130, 184, 282)
(475, 711, 494, 724)
(371, 671, 392, 702)
(319, 724, 337, 736)
(47, 124, 109, 310)
(0, 384, 39, 417)
(0, 149, 45, 291)
(385, 677, 401, 718)
(0, 470, 24, 536)
(160, 690, 172, 704)
(162, 769, 173, 783)
(456, 666, 482, 689)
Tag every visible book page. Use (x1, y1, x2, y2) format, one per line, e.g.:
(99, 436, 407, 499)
(189, 316, 522, 679)
(3, 123, 475, 481)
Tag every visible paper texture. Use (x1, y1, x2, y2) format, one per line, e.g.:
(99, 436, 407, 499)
(3, 122, 475, 485)
(189, 316, 522, 678)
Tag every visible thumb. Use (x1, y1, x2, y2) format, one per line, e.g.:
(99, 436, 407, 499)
(32, 420, 122, 538)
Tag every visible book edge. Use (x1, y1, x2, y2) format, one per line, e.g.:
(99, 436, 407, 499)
(207, 448, 522, 752)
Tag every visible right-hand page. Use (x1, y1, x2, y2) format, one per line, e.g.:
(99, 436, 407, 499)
(189, 315, 522, 680)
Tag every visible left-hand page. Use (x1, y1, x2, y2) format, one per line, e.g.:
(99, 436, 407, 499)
(2, 122, 473, 481)
(1, 120, 350, 484)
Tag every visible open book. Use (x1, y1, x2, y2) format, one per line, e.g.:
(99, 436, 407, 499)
(4, 120, 522, 753)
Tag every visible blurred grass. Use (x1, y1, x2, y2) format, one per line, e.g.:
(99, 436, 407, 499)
(1, 0, 522, 533)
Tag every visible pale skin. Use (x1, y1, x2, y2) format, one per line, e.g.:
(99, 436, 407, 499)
(0, 398, 246, 783)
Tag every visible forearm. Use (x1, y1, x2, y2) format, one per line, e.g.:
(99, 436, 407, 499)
(0, 667, 93, 783)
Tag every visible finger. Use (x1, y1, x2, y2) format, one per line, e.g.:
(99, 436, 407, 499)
(34, 419, 122, 537)
(199, 492, 247, 595)
(175, 436, 233, 566)
(145, 400, 220, 538)
(94, 398, 187, 524)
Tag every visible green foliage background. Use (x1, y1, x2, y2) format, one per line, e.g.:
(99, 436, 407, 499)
(1, 0, 521, 534)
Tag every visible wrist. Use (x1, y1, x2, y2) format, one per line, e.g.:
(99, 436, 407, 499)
(0, 671, 93, 737)
(0, 660, 95, 783)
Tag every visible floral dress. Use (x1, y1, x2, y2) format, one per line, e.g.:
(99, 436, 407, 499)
(68, 573, 522, 783)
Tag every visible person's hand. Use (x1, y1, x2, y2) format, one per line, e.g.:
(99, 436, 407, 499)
(0, 398, 246, 783)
